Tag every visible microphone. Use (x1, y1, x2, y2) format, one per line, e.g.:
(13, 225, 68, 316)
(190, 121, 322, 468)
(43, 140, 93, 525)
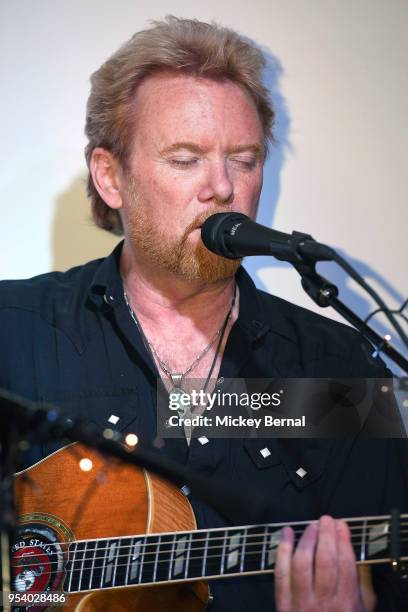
(201, 212, 335, 263)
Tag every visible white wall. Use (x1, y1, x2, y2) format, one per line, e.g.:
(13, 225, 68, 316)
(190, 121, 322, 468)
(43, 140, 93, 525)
(2, 0, 407, 375)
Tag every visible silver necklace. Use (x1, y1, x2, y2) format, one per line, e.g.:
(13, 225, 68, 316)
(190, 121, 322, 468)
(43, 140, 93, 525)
(123, 287, 236, 397)
(144, 321, 224, 388)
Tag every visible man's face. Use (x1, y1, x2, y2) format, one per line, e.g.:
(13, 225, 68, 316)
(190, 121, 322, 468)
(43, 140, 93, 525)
(120, 72, 264, 282)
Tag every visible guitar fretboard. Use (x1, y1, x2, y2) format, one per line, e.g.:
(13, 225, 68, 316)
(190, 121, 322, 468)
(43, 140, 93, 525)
(64, 515, 408, 593)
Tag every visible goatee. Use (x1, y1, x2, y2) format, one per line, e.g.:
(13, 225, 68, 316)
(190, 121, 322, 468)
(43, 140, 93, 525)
(125, 180, 241, 282)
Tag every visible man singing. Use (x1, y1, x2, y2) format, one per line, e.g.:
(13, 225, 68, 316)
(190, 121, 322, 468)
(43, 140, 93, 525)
(1, 16, 407, 611)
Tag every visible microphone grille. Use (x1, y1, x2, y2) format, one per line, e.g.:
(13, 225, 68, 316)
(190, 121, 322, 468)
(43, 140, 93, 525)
(201, 212, 249, 257)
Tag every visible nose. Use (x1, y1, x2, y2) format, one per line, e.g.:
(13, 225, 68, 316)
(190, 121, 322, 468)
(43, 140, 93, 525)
(197, 159, 234, 205)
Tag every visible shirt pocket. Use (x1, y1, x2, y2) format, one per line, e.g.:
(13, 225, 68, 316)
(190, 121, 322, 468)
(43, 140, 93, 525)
(42, 385, 155, 435)
(39, 386, 156, 462)
(271, 438, 333, 490)
(239, 438, 335, 521)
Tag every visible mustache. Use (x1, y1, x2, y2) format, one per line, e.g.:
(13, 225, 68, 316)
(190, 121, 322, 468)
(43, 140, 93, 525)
(184, 208, 233, 235)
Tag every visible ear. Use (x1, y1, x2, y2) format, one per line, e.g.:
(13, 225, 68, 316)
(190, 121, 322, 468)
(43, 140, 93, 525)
(90, 148, 124, 210)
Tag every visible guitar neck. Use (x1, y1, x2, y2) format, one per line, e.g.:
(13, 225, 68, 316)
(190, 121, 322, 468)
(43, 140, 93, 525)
(65, 513, 408, 594)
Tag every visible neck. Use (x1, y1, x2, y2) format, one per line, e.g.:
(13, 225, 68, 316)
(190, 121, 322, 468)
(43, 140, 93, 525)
(120, 240, 236, 330)
(65, 513, 407, 594)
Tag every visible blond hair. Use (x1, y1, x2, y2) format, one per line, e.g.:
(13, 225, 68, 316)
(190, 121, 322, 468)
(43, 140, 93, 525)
(85, 16, 275, 234)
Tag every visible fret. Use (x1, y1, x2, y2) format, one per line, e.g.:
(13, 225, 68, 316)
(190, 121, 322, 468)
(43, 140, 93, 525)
(152, 535, 161, 583)
(186, 531, 206, 579)
(124, 537, 149, 585)
(114, 537, 131, 588)
(102, 540, 118, 587)
(65, 542, 77, 593)
(89, 539, 106, 590)
(125, 538, 141, 585)
(138, 536, 147, 584)
(264, 528, 281, 570)
(240, 528, 248, 574)
(78, 541, 88, 591)
(81, 540, 98, 592)
(203, 530, 224, 577)
(220, 531, 228, 575)
(125, 537, 133, 585)
(168, 535, 177, 580)
(99, 539, 109, 588)
(88, 540, 98, 590)
(67, 541, 87, 592)
(243, 526, 269, 573)
(224, 530, 242, 573)
(184, 532, 192, 579)
(172, 534, 190, 578)
(261, 526, 268, 570)
(111, 540, 120, 587)
(360, 520, 368, 561)
(150, 534, 172, 583)
(202, 530, 210, 577)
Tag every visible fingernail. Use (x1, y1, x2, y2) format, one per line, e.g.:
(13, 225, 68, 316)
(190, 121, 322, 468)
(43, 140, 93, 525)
(336, 519, 349, 534)
(320, 515, 333, 528)
(280, 526, 293, 542)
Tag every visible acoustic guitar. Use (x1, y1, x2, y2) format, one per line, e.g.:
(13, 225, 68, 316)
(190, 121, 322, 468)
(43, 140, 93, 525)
(11, 443, 408, 611)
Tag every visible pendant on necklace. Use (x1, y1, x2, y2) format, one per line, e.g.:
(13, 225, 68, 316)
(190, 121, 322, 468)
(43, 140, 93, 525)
(171, 373, 183, 387)
(170, 374, 190, 417)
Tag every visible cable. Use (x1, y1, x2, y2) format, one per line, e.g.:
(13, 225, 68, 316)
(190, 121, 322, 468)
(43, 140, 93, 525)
(332, 253, 408, 350)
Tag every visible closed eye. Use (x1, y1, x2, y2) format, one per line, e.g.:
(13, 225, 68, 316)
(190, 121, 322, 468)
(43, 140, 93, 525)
(169, 158, 199, 167)
(229, 157, 258, 170)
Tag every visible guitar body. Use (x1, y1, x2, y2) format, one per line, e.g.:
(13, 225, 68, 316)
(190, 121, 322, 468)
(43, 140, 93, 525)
(13, 444, 209, 611)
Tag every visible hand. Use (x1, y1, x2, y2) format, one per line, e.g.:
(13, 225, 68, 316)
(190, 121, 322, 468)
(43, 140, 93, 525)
(274, 515, 377, 612)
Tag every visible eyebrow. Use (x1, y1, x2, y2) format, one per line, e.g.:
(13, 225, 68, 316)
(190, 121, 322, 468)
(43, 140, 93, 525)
(160, 142, 265, 157)
(228, 144, 264, 157)
(160, 142, 207, 155)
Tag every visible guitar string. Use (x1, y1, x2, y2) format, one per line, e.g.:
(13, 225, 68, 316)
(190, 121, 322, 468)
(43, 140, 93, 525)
(11, 545, 407, 587)
(12, 517, 406, 573)
(11, 517, 407, 552)
(13, 528, 408, 579)
(12, 542, 405, 577)
(12, 531, 399, 571)
(12, 523, 405, 556)
(11, 530, 407, 572)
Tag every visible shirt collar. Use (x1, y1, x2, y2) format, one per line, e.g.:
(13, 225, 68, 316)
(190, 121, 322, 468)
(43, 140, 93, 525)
(235, 266, 296, 344)
(87, 240, 296, 344)
(88, 241, 126, 310)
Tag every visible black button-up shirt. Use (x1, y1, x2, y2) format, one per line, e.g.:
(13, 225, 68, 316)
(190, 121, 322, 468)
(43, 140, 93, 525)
(1, 242, 407, 610)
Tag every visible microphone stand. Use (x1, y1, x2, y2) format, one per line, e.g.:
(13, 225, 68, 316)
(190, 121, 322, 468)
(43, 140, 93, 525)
(201, 212, 408, 372)
(292, 260, 408, 374)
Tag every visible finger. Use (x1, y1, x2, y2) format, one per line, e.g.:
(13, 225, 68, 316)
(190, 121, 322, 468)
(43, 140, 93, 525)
(275, 526, 295, 612)
(335, 519, 361, 606)
(291, 521, 319, 607)
(314, 515, 339, 599)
